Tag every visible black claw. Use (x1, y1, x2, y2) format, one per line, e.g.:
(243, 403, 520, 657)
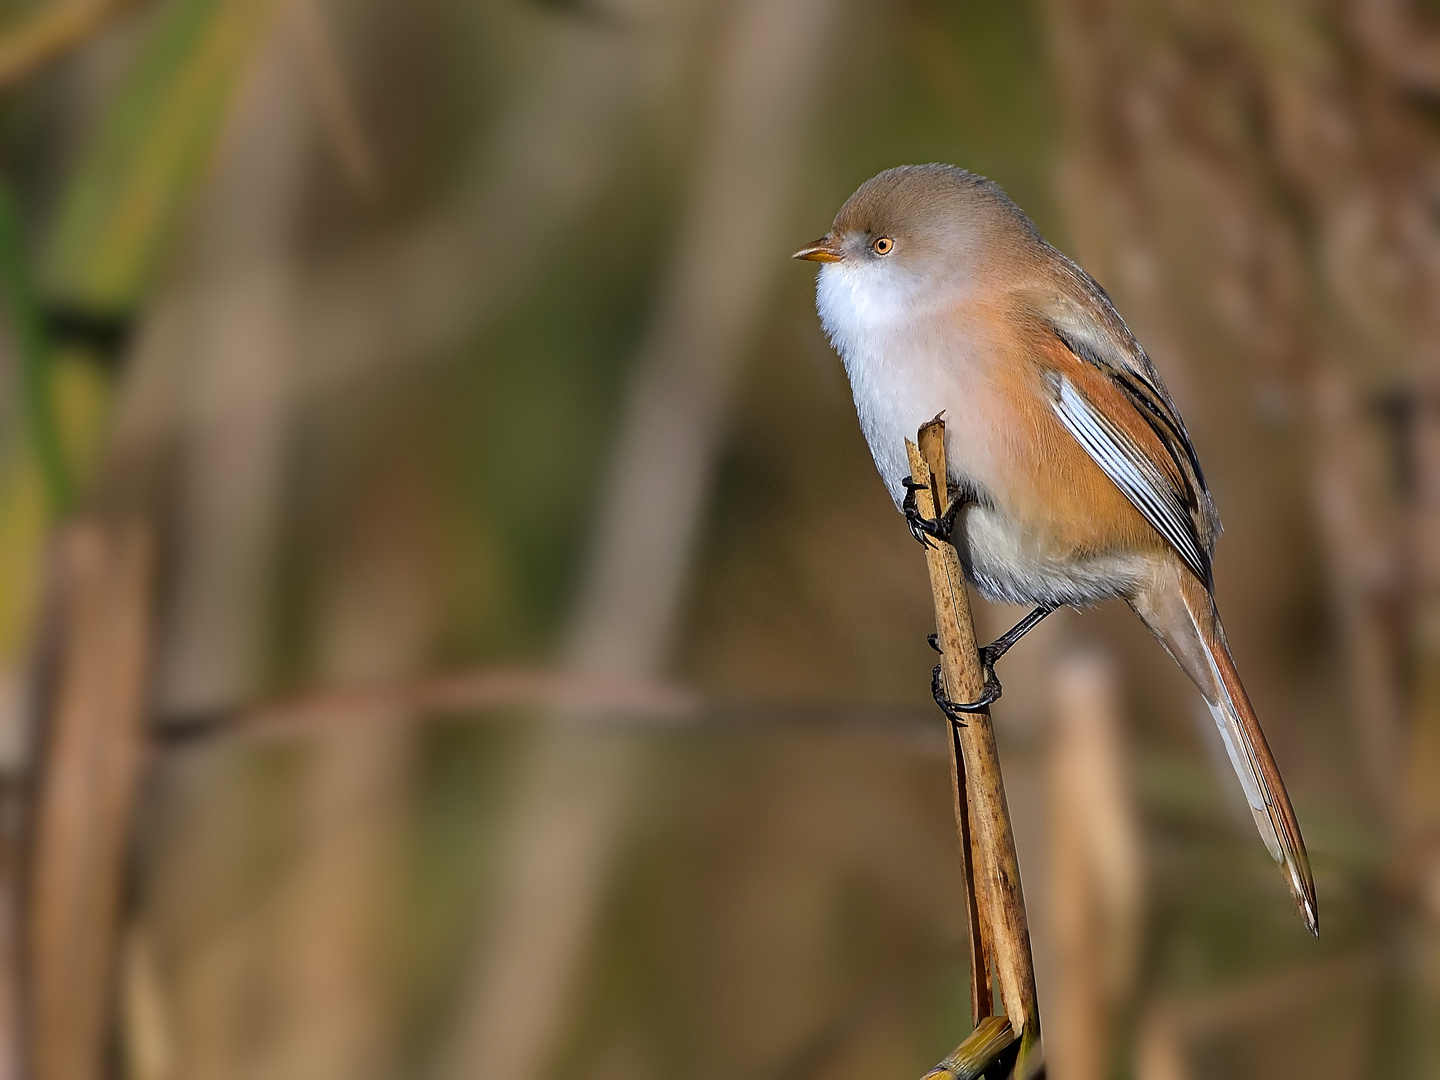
(931, 662, 1001, 724)
(908, 515, 938, 549)
(900, 475, 945, 548)
(932, 665, 966, 725)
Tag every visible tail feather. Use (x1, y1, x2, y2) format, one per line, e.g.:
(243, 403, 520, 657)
(1133, 569, 1318, 936)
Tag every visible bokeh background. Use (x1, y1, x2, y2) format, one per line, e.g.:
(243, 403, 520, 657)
(0, 1, 1434, 1078)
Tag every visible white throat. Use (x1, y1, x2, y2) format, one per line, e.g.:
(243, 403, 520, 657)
(815, 260, 966, 506)
(815, 260, 930, 362)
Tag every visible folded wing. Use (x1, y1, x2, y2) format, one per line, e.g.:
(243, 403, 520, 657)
(1026, 269, 1219, 587)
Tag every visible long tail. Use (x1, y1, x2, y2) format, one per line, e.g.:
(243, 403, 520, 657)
(1131, 567, 1318, 936)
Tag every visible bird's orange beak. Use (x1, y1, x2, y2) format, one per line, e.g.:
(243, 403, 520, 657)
(792, 236, 843, 263)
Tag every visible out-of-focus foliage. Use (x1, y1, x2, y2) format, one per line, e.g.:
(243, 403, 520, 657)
(0, 0, 280, 671)
(42, 0, 280, 311)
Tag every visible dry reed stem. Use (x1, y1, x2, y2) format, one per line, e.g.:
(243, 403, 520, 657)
(907, 420, 1040, 1077)
(27, 520, 154, 1080)
(949, 717, 993, 1029)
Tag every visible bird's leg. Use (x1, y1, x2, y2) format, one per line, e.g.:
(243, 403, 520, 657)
(930, 602, 1059, 718)
(981, 601, 1060, 666)
(900, 475, 965, 548)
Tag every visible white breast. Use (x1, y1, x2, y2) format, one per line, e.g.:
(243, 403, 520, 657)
(816, 260, 981, 506)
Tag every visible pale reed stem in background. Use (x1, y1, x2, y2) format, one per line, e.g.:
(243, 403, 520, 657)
(1046, 651, 1142, 1080)
(147, 16, 310, 723)
(1308, 366, 1402, 821)
(117, 23, 314, 1073)
(27, 521, 154, 1080)
(908, 420, 1039, 1079)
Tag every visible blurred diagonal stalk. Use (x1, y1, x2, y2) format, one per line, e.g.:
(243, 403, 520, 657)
(285, 0, 379, 197)
(41, 0, 286, 314)
(435, 1, 845, 1077)
(0, 0, 143, 90)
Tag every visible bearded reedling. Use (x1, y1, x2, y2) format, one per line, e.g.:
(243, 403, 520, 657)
(795, 164, 1316, 935)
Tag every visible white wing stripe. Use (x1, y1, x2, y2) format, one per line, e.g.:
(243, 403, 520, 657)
(1051, 375, 1209, 581)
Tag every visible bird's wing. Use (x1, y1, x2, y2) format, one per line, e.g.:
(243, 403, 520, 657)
(1025, 275, 1218, 585)
(1045, 367, 1212, 583)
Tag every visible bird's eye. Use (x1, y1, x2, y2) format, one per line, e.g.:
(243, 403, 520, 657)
(872, 236, 894, 255)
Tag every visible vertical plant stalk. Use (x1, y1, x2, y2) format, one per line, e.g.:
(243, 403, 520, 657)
(1046, 651, 1142, 1080)
(907, 420, 1040, 1076)
(26, 519, 154, 1080)
(949, 704, 993, 1027)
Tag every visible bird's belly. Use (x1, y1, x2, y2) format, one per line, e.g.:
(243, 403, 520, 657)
(958, 503, 1150, 608)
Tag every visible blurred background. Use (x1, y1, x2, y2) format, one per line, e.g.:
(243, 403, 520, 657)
(0, 0, 1433, 1078)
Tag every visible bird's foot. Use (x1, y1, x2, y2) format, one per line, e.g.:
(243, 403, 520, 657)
(931, 659, 1002, 725)
(901, 476, 942, 548)
(901, 475, 961, 548)
(924, 604, 1060, 722)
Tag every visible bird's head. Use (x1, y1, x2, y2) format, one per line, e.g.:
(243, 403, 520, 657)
(795, 164, 1035, 348)
(793, 163, 1035, 295)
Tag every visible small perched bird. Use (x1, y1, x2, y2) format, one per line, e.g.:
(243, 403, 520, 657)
(795, 164, 1317, 935)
